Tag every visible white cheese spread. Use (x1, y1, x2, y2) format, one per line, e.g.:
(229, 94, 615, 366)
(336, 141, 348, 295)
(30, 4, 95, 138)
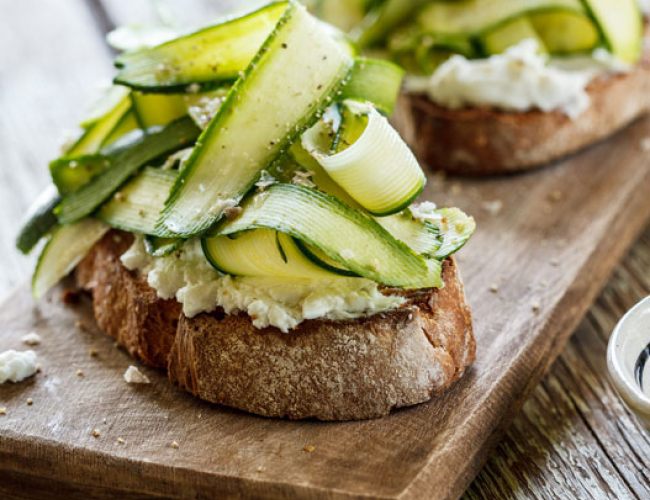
(121, 236, 406, 333)
(124, 365, 151, 384)
(405, 39, 629, 119)
(0, 350, 38, 384)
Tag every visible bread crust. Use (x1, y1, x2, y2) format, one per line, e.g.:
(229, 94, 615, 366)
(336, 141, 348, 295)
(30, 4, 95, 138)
(395, 36, 650, 176)
(76, 231, 475, 421)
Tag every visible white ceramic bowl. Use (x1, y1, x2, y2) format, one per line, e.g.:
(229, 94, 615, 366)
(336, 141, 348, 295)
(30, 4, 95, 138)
(607, 295, 650, 432)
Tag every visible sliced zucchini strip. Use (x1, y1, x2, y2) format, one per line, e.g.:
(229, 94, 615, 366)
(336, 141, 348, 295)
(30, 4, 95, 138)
(530, 12, 600, 54)
(56, 117, 200, 225)
(302, 101, 425, 216)
(50, 155, 112, 195)
(156, 3, 354, 237)
(203, 229, 340, 278)
(32, 219, 110, 299)
(582, 0, 642, 63)
(481, 17, 547, 55)
(114, 2, 289, 92)
(417, 0, 586, 38)
(144, 236, 184, 257)
(212, 183, 442, 289)
(375, 211, 442, 258)
(66, 87, 137, 157)
(96, 168, 176, 234)
(291, 141, 440, 257)
(131, 91, 188, 128)
(15, 186, 61, 255)
(354, 0, 423, 48)
(292, 238, 359, 277)
(339, 58, 404, 116)
(412, 206, 476, 260)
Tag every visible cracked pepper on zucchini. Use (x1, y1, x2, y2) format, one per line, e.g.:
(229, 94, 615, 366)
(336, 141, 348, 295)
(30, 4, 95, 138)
(17, 1, 474, 322)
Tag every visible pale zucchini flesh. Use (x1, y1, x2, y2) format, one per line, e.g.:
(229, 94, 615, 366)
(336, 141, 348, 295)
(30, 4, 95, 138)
(32, 219, 110, 299)
(156, 3, 354, 237)
(95, 168, 176, 234)
(582, 0, 643, 63)
(114, 2, 289, 92)
(203, 229, 340, 278)
(481, 17, 547, 55)
(212, 183, 442, 289)
(530, 12, 600, 54)
(303, 101, 425, 216)
(417, 0, 586, 37)
(66, 91, 135, 157)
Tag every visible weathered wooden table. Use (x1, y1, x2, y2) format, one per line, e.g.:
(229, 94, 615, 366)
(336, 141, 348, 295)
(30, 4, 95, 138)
(0, 1, 648, 498)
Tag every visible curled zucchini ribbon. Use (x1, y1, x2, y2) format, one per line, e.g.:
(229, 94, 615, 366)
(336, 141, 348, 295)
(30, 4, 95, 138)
(302, 101, 425, 216)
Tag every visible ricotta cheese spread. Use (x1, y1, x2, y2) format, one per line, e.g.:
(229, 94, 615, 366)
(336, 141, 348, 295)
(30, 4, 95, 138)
(404, 39, 630, 119)
(0, 350, 38, 384)
(124, 365, 151, 384)
(121, 236, 406, 333)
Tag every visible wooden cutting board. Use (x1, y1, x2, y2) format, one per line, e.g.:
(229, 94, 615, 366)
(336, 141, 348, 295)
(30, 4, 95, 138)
(0, 113, 648, 500)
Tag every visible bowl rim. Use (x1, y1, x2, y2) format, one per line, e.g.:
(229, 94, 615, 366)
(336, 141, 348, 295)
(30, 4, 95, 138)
(607, 295, 650, 412)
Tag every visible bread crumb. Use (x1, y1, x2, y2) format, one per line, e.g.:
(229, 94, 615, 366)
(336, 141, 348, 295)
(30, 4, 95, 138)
(124, 366, 151, 384)
(256, 466, 265, 473)
(531, 301, 541, 313)
(0, 408, 6, 415)
(489, 284, 499, 293)
(26, 398, 33, 406)
(75, 320, 86, 331)
(171, 441, 179, 449)
(481, 200, 503, 216)
(21, 332, 41, 346)
(548, 190, 563, 203)
(92, 429, 100, 438)
(117, 438, 125, 445)
(197, 413, 202, 419)
(76, 370, 84, 377)
(35, 364, 42, 373)
(550, 258, 560, 267)
(89, 349, 98, 357)
(305, 445, 315, 452)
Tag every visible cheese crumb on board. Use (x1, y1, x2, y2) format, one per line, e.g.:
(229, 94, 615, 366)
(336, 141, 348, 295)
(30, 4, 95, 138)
(171, 441, 179, 449)
(124, 366, 151, 384)
(92, 429, 100, 438)
(0, 350, 38, 384)
(21, 332, 41, 346)
(0, 408, 6, 415)
(26, 398, 33, 406)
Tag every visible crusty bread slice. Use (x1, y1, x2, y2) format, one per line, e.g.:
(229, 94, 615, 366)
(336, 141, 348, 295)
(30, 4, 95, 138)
(393, 35, 650, 176)
(75, 231, 475, 421)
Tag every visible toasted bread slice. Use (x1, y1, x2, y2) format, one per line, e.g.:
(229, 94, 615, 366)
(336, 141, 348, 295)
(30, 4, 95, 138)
(75, 231, 475, 421)
(394, 36, 650, 176)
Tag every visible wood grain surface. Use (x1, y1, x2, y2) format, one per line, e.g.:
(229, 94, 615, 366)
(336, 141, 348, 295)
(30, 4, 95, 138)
(0, 1, 649, 499)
